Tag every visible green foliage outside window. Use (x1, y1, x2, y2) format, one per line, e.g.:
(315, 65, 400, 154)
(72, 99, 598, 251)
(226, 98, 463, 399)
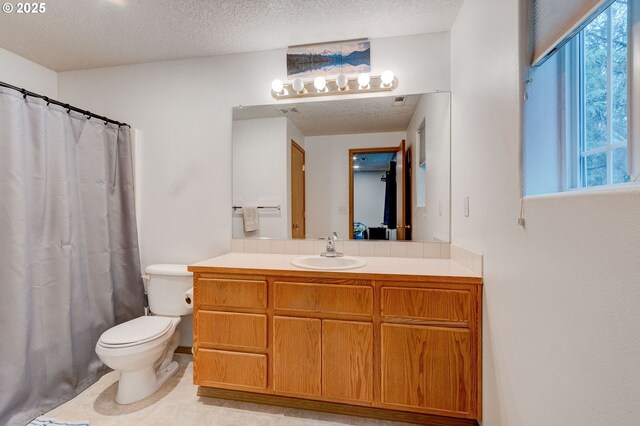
(583, 0, 630, 186)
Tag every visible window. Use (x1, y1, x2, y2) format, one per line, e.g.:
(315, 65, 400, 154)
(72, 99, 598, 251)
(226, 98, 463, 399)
(577, 0, 630, 187)
(525, 0, 635, 195)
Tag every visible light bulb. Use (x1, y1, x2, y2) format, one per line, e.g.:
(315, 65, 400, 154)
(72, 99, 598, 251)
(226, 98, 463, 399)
(357, 73, 370, 89)
(271, 79, 284, 93)
(381, 70, 394, 86)
(336, 74, 348, 90)
(314, 76, 327, 92)
(292, 79, 305, 93)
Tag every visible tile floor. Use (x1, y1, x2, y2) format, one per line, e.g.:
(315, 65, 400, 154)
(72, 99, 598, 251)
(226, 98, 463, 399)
(43, 354, 412, 426)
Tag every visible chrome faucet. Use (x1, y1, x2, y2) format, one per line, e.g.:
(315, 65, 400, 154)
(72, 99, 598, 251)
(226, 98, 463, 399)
(321, 232, 343, 257)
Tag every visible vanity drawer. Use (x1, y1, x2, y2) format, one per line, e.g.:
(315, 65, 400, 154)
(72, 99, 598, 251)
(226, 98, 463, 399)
(381, 287, 470, 324)
(198, 311, 267, 350)
(197, 278, 267, 309)
(274, 281, 373, 316)
(196, 349, 267, 390)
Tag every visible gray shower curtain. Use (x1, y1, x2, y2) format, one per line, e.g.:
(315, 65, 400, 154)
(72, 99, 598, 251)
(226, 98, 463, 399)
(0, 87, 144, 425)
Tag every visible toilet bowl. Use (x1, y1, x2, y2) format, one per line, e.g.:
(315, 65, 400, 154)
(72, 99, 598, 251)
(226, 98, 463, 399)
(95, 264, 193, 404)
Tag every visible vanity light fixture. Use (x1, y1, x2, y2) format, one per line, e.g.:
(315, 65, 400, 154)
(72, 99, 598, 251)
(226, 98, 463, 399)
(314, 76, 328, 92)
(292, 78, 306, 94)
(336, 74, 349, 91)
(271, 79, 288, 96)
(357, 73, 371, 89)
(270, 71, 397, 99)
(380, 70, 394, 88)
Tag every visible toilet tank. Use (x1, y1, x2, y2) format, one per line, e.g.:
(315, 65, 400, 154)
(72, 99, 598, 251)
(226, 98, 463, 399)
(145, 264, 193, 316)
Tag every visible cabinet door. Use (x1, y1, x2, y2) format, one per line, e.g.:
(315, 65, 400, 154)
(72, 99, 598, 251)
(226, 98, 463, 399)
(381, 323, 471, 416)
(273, 316, 321, 397)
(322, 320, 374, 404)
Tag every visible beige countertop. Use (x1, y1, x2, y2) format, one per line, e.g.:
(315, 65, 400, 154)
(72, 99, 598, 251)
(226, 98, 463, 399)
(188, 252, 481, 281)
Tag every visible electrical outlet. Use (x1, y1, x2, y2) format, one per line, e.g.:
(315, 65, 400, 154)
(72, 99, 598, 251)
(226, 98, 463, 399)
(339, 206, 348, 214)
(464, 196, 470, 217)
(438, 201, 443, 216)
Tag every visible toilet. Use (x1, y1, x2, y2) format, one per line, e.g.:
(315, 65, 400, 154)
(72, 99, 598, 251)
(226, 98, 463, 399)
(95, 264, 193, 404)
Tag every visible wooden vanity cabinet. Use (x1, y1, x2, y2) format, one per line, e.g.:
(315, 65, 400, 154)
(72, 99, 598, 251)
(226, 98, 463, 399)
(273, 316, 322, 397)
(192, 271, 482, 423)
(322, 319, 374, 403)
(272, 316, 375, 404)
(381, 324, 472, 414)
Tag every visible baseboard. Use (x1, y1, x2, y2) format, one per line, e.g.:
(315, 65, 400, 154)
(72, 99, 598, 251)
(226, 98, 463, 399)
(175, 346, 192, 354)
(197, 387, 478, 426)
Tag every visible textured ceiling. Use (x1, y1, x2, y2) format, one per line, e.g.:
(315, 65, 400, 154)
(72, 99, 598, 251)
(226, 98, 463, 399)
(354, 152, 397, 172)
(233, 94, 423, 136)
(0, 0, 463, 71)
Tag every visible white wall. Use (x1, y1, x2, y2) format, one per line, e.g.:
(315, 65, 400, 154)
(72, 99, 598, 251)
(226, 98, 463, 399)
(232, 117, 288, 238)
(451, 2, 640, 426)
(353, 171, 386, 229)
(57, 33, 449, 346)
(0, 47, 57, 98)
(406, 92, 451, 242)
(57, 32, 450, 266)
(305, 132, 405, 238)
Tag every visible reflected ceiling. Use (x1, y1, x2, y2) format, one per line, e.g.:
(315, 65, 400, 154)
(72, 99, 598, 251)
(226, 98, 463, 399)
(233, 94, 422, 136)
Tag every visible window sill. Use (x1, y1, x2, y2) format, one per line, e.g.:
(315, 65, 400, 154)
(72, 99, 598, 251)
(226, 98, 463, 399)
(524, 181, 640, 201)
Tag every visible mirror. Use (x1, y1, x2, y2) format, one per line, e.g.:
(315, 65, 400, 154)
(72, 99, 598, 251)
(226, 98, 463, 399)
(232, 92, 451, 242)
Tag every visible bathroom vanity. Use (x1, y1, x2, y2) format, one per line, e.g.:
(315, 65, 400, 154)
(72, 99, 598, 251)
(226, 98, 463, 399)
(188, 253, 482, 424)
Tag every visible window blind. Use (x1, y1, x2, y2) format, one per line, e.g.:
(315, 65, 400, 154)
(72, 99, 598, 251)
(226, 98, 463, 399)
(532, 0, 615, 66)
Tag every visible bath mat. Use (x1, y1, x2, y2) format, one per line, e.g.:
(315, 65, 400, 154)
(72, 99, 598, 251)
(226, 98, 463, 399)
(27, 417, 90, 426)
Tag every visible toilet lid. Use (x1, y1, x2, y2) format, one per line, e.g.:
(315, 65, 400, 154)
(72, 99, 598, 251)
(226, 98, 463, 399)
(99, 316, 173, 347)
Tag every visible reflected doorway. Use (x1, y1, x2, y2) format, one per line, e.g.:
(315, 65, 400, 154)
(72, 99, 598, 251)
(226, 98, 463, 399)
(349, 141, 406, 240)
(291, 140, 306, 239)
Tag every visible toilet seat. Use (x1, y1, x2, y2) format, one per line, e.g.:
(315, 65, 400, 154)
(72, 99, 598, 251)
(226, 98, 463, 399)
(98, 316, 174, 348)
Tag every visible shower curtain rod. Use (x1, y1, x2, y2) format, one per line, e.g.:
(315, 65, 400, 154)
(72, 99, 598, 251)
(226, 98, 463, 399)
(0, 80, 130, 127)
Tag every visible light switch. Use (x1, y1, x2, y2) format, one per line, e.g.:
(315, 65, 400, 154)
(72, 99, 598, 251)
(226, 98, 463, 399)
(464, 196, 470, 217)
(438, 201, 443, 216)
(339, 206, 348, 214)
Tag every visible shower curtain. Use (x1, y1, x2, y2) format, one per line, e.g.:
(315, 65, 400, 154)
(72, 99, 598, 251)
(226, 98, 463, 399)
(0, 87, 144, 425)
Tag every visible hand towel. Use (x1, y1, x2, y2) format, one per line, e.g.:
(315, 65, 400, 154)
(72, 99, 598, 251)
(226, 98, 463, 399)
(243, 206, 260, 232)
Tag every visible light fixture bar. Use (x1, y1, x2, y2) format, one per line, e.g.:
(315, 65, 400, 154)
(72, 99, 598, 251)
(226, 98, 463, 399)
(271, 74, 397, 100)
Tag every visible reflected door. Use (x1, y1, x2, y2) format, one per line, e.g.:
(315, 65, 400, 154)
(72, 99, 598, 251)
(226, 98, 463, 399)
(405, 146, 412, 240)
(291, 140, 306, 239)
(396, 140, 406, 240)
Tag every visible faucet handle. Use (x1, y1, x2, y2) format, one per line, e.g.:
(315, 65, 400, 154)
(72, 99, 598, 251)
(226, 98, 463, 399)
(332, 232, 338, 241)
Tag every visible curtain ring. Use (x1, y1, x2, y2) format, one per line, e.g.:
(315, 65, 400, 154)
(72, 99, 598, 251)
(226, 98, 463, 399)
(65, 104, 71, 114)
(86, 112, 92, 120)
(21, 89, 27, 100)
(43, 96, 50, 106)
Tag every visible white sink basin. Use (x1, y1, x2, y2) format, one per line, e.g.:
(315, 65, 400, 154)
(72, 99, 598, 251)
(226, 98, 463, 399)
(291, 255, 367, 271)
